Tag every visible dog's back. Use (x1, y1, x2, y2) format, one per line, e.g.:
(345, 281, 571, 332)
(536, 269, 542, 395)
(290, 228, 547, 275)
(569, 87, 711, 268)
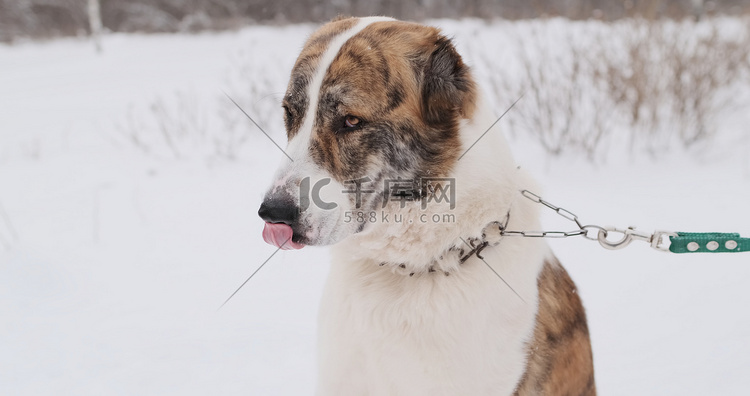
(515, 257, 595, 395)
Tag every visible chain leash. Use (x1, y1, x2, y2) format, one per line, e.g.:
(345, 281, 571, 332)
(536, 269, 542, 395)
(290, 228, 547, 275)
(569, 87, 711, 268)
(501, 190, 750, 254)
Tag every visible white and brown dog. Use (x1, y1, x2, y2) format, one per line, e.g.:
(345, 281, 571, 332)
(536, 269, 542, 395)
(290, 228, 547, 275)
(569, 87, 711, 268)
(258, 16, 595, 395)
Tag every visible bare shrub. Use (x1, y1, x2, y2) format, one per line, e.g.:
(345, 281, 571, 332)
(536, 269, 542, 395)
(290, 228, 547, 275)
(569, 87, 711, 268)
(490, 17, 750, 160)
(216, 44, 289, 160)
(602, 20, 750, 153)
(604, 18, 750, 154)
(113, 41, 291, 163)
(115, 90, 209, 161)
(490, 21, 617, 159)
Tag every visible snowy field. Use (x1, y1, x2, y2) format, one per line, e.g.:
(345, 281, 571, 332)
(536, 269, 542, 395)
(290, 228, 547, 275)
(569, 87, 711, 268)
(1, 19, 750, 395)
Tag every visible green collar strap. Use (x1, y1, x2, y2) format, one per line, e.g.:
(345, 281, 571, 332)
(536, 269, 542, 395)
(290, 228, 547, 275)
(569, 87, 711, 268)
(669, 232, 750, 253)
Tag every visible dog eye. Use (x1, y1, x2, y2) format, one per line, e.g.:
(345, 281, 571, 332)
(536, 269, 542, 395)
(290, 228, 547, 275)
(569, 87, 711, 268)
(336, 115, 364, 135)
(344, 116, 360, 129)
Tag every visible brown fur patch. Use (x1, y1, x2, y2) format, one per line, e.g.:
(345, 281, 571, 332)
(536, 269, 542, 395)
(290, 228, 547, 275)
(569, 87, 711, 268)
(514, 257, 596, 396)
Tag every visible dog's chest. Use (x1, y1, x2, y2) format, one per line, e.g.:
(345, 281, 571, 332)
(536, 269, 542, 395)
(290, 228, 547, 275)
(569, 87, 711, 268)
(316, 249, 543, 395)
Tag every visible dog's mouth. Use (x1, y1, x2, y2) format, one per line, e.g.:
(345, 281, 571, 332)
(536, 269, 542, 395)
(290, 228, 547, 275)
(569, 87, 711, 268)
(262, 222, 305, 250)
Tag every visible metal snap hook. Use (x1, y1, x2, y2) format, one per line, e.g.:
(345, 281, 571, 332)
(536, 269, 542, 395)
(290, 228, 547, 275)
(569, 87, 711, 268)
(597, 227, 633, 250)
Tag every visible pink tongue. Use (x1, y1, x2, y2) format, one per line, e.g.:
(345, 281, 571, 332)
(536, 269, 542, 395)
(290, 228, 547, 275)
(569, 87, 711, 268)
(262, 223, 305, 250)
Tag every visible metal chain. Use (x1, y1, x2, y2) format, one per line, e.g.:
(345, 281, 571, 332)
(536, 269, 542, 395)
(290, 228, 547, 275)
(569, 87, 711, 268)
(501, 190, 675, 252)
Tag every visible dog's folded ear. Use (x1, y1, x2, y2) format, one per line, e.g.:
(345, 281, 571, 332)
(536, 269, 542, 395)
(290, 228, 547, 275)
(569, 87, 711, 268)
(421, 35, 476, 127)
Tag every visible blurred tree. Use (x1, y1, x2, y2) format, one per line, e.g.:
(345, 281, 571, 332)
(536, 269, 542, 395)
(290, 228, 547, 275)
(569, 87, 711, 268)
(88, 0, 102, 51)
(2, 0, 750, 42)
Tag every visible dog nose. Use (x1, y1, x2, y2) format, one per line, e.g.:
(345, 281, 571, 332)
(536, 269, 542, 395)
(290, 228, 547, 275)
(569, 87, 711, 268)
(258, 199, 298, 225)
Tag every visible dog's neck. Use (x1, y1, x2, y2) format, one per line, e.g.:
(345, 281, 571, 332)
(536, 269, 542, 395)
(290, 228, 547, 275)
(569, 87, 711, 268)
(333, 95, 539, 275)
(336, 169, 529, 275)
(374, 218, 509, 277)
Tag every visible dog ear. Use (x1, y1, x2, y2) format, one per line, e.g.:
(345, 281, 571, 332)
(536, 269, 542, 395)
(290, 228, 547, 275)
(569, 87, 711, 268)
(421, 35, 476, 127)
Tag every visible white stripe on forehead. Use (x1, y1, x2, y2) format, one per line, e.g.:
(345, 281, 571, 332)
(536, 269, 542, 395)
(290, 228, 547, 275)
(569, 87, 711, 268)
(286, 16, 395, 159)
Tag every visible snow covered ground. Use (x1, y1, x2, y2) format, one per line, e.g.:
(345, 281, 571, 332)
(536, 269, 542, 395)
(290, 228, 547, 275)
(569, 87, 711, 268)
(1, 19, 749, 395)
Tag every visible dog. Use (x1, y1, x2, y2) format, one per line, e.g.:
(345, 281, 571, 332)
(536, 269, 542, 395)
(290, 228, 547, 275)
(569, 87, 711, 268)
(258, 16, 595, 395)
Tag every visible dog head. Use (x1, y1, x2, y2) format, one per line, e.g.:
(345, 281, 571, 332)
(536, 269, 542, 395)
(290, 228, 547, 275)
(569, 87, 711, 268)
(259, 17, 477, 249)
